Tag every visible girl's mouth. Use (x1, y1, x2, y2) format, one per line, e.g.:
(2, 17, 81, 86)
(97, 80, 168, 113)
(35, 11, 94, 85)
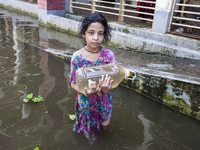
(92, 42, 99, 45)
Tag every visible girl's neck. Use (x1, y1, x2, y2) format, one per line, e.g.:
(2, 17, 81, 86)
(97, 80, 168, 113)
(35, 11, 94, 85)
(77, 47, 102, 62)
(84, 46, 102, 53)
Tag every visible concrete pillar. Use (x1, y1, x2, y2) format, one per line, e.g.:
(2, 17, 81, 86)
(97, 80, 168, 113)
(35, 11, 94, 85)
(38, 0, 65, 23)
(65, 0, 70, 12)
(152, 0, 174, 33)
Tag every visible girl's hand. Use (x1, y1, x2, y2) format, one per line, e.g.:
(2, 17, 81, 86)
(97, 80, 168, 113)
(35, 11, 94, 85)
(85, 81, 101, 97)
(99, 74, 113, 94)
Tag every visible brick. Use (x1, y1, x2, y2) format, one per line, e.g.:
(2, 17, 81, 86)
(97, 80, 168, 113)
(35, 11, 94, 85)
(38, 0, 65, 10)
(41, 0, 47, 5)
(55, 5, 65, 10)
(38, 3, 47, 9)
(47, 6, 65, 10)
(37, 0, 45, 4)
(56, 1, 65, 5)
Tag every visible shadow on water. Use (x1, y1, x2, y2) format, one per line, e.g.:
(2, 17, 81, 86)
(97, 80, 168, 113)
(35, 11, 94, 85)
(0, 7, 200, 150)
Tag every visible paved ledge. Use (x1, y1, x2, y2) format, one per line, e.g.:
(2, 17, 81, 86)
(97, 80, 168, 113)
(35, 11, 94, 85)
(44, 14, 200, 60)
(65, 13, 200, 60)
(110, 31, 200, 60)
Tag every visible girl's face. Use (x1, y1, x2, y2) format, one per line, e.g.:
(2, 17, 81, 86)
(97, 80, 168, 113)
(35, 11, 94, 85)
(83, 22, 105, 51)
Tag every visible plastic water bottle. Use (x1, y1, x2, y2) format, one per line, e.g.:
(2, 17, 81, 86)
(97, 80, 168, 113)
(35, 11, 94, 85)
(75, 63, 131, 94)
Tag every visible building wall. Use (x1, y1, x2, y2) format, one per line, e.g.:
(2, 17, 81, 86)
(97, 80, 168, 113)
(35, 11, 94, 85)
(38, 0, 65, 10)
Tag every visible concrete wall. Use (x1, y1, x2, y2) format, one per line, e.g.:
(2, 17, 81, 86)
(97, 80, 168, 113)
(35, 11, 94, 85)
(38, 0, 65, 10)
(152, 0, 174, 33)
(0, 0, 38, 16)
(121, 72, 200, 120)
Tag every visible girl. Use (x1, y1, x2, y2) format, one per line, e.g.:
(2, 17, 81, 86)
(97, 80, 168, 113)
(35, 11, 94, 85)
(69, 13, 116, 143)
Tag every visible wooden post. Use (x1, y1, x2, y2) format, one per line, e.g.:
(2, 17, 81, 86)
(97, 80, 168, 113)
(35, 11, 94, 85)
(118, 0, 124, 23)
(69, 0, 73, 13)
(91, 0, 96, 13)
(179, 0, 187, 23)
(167, 0, 177, 32)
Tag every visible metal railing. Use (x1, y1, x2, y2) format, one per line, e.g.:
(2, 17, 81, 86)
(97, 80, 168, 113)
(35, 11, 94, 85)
(168, 0, 200, 38)
(69, 0, 156, 23)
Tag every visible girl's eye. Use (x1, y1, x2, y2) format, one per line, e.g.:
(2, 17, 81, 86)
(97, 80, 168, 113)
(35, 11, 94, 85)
(89, 32, 93, 35)
(99, 33, 104, 36)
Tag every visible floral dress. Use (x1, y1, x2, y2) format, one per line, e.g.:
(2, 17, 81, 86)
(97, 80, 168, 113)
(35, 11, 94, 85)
(69, 48, 116, 142)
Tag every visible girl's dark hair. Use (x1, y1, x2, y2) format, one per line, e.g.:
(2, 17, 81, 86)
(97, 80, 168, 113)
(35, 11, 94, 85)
(80, 13, 111, 42)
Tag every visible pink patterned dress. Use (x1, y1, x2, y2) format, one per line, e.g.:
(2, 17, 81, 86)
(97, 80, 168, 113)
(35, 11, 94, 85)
(69, 48, 116, 143)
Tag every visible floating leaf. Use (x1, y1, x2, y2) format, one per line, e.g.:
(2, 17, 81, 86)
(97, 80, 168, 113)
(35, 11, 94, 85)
(23, 93, 45, 103)
(32, 97, 39, 103)
(23, 98, 30, 103)
(34, 146, 40, 150)
(27, 93, 33, 99)
(67, 113, 76, 120)
(37, 95, 45, 102)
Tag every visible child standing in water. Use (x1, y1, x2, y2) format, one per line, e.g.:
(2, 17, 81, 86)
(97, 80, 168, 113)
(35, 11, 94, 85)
(69, 13, 116, 143)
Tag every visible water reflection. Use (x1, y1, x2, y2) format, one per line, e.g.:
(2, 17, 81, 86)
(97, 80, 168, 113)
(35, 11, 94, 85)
(1, 7, 200, 150)
(137, 114, 153, 150)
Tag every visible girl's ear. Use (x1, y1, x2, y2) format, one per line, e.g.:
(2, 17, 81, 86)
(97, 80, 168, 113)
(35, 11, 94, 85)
(82, 34, 85, 38)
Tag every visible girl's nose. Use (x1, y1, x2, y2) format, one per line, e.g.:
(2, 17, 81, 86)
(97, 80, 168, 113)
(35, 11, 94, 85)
(93, 34, 98, 40)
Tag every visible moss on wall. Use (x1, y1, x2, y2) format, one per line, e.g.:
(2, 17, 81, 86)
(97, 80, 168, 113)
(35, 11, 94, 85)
(163, 93, 192, 115)
(107, 42, 121, 48)
(49, 53, 71, 62)
(120, 71, 200, 120)
(122, 28, 130, 34)
(45, 22, 78, 36)
(2, 4, 37, 17)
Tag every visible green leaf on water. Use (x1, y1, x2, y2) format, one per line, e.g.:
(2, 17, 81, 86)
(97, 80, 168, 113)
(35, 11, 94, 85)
(32, 96, 45, 103)
(67, 113, 76, 120)
(37, 95, 45, 102)
(23, 93, 33, 102)
(34, 146, 40, 150)
(23, 93, 45, 103)
(23, 98, 30, 103)
(32, 97, 39, 103)
(27, 93, 33, 99)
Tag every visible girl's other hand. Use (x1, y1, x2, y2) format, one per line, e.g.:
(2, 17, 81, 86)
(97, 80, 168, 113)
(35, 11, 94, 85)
(85, 81, 101, 97)
(99, 74, 113, 94)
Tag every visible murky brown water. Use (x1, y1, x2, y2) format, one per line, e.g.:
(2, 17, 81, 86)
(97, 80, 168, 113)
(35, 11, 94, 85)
(1, 7, 200, 150)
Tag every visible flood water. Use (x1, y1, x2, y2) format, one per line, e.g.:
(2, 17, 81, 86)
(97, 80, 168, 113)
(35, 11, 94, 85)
(1, 7, 200, 150)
